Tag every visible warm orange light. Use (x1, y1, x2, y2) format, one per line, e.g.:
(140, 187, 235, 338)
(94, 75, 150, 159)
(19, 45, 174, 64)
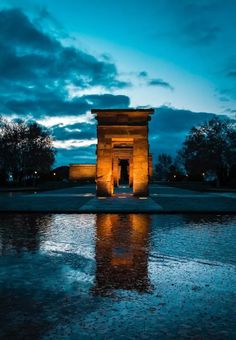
(93, 109, 153, 197)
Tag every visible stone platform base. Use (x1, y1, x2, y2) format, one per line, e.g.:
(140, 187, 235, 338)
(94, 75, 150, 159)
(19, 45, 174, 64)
(79, 197, 163, 213)
(0, 184, 236, 213)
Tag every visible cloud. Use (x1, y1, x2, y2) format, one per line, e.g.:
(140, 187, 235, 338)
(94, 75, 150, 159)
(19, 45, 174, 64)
(0, 8, 130, 119)
(50, 105, 231, 166)
(4, 94, 130, 118)
(0, 8, 59, 51)
(53, 139, 97, 149)
(226, 71, 236, 78)
(216, 71, 236, 102)
(149, 106, 229, 159)
(1, 6, 231, 168)
(154, 0, 229, 47)
(223, 58, 236, 82)
(51, 122, 96, 141)
(224, 108, 236, 114)
(217, 87, 236, 101)
(148, 78, 174, 90)
(0, 7, 132, 166)
(176, 1, 223, 46)
(138, 71, 148, 78)
(181, 21, 220, 45)
(136, 71, 174, 91)
(80, 94, 130, 108)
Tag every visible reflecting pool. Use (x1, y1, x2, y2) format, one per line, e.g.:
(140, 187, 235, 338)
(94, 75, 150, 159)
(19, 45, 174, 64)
(0, 214, 236, 338)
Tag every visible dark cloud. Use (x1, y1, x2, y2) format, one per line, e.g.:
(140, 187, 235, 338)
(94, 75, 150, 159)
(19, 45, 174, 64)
(222, 56, 236, 82)
(138, 71, 148, 78)
(216, 83, 236, 101)
(150, 106, 215, 135)
(219, 96, 230, 102)
(3, 94, 130, 118)
(181, 21, 220, 45)
(178, 1, 222, 45)
(4, 98, 89, 117)
(148, 78, 174, 90)
(149, 106, 229, 159)
(226, 71, 236, 78)
(0, 7, 132, 166)
(0, 8, 130, 119)
(136, 71, 174, 91)
(81, 94, 130, 108)
(0, 8, 59, 51)
(155, 0, 230, 47)
(51, 122, 96, 141)
(218, 87, 236, 101)
(224, 108, 236, 114)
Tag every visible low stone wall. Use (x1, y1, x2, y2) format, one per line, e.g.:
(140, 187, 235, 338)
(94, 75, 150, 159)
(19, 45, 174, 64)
(69, 164, 96, 182)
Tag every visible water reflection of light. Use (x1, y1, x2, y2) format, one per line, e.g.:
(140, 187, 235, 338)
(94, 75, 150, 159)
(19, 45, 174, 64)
(40, 214, 96, 261)
(93, 214, 151, 295)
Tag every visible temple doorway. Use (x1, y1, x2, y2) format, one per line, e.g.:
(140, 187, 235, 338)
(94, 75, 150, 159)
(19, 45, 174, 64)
(119, 159, 129, 186)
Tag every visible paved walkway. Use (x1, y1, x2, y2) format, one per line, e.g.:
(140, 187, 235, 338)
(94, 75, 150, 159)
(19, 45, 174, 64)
(0, 184, 235, 213)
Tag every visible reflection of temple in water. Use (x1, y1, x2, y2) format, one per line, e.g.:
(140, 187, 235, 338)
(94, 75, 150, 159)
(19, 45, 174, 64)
(93, 214, 151, 295)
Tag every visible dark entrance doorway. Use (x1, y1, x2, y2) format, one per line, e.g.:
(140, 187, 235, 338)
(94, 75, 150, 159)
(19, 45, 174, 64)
(119, 159, 129, 186)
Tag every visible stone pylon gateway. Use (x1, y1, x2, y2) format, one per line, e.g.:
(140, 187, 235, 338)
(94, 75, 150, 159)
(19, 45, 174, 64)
(91, 108, 154, 197)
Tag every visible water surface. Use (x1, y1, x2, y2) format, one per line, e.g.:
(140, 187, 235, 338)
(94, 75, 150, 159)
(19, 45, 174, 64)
(0, 214, 235, 339)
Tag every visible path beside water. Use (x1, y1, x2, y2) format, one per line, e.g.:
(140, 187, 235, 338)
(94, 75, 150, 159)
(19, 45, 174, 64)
(0, 183, 235, 213)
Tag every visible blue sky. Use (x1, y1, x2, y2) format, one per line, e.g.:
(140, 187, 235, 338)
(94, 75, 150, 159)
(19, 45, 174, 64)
(0, 0, 235, 166)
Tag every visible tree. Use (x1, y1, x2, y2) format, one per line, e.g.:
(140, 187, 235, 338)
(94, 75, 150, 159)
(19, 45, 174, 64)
(0, 118, 56, 184)
(155, 153, 173, 181)
(179, 118, 236, 186)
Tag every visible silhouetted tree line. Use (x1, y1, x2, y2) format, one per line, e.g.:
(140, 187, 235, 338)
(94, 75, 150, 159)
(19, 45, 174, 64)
(155, 118, 236, 187)
(0, 117, 56, 185)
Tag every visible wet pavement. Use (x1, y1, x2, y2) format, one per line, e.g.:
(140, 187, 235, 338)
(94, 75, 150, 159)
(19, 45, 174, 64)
(0, 183, 235, 213)
(0, 213, 236, 339)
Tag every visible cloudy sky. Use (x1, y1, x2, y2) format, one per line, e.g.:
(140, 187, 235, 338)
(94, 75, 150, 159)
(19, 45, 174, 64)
(0, 0, 235, 166)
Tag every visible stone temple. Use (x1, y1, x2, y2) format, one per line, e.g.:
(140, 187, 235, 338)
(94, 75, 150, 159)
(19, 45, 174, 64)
(69, 108, 154, 197)
(92, 108, 154, 197)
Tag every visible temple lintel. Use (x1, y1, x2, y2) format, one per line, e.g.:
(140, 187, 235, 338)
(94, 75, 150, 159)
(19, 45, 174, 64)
(91, 108, 154, 115)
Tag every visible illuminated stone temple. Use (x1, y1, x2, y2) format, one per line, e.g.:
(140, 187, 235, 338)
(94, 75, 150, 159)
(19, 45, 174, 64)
(92, 108, 154, 197)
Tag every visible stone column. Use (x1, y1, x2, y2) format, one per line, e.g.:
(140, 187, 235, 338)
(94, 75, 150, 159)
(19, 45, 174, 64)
(129, 156, 133, 187)
(113, 157, 119, 187)
(133, 137, 149, 196)
(148, 154, 153, 180)
(96, 138, 113, 196)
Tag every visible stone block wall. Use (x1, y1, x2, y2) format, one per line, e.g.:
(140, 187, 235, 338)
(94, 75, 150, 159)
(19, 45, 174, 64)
(69, 164, 96, 182)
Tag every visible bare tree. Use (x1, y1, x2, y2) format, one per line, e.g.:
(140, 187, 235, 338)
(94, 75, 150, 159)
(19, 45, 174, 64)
(0, 118, 56, 184)
(179, 118, 236, 186)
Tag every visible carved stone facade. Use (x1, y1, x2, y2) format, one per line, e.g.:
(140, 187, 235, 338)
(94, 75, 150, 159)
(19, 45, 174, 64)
(91, 109, 154, 196)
